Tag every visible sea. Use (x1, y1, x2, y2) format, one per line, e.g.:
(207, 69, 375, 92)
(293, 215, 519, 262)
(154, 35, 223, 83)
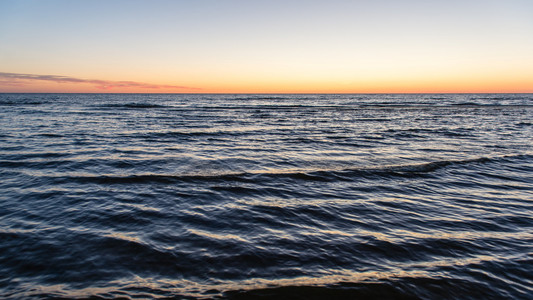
(0, 93, 531, 299)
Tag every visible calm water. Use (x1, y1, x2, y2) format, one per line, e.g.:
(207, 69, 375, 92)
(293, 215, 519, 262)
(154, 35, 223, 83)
(0, 93, 532, 299)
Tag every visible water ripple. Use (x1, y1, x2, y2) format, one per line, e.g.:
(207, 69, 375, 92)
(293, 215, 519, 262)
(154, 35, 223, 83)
(0, 93, 532, 299)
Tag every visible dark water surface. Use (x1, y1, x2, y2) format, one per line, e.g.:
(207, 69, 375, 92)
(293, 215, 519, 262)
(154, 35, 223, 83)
(0, 94, 532, 299)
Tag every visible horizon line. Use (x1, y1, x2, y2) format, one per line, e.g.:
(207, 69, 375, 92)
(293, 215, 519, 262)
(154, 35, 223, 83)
(1, 92, 532, 94)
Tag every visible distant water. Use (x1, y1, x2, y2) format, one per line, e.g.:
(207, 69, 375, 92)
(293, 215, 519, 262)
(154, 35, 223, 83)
(0, 93, 532, 299)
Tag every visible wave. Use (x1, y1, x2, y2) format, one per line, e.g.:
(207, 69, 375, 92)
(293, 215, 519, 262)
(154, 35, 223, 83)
(43, 154, 530, 185)
(231, 96, 294, 100)
(6, 258, 528, 299)
(84, 102, 533, 111)
(0, 100, 45, 106)
(451, 102, 485, 106)
(476, 95, 533, 100)
(449, 103, 533, 107)
(222, 279, 483, 299)
(94, 102, 168, 109)
(191, 104, 341, 110)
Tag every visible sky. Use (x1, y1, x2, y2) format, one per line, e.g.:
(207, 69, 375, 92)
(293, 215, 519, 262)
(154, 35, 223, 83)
(1, 0, 532, 93)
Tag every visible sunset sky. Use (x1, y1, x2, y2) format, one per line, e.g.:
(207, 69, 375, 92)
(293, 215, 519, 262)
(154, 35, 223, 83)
(1, 0, 532, 93)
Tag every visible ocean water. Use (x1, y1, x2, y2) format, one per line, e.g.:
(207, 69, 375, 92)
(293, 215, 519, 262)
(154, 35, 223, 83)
(0, 93, 531, 299)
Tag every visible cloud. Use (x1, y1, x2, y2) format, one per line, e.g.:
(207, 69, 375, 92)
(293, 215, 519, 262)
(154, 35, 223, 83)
(0, 72, 200, 90)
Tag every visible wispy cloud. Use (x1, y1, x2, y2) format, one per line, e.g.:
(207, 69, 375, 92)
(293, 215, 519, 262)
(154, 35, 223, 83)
(0, 72, 200, 90)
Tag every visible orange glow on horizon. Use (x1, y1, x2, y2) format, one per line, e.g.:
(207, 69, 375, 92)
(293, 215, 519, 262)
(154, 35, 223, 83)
(1, 75, 532, 94)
